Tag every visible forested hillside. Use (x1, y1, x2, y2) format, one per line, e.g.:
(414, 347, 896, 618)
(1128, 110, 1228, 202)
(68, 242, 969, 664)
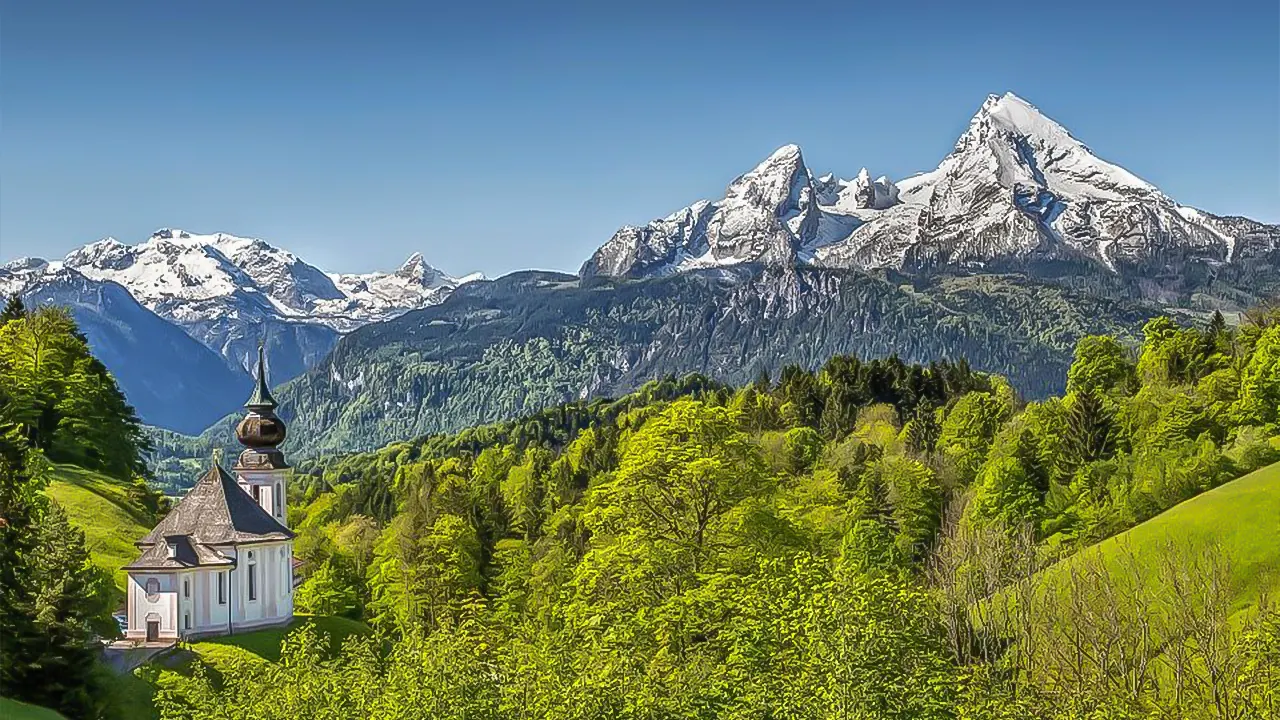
(0, 296, 162, 718)
(153, 266, 1189, 478)
(155, 306, 1280, 718)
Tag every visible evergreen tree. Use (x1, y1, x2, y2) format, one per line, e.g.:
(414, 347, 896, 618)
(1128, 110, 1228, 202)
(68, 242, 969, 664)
(0, 293, 26, 325)
(0, 429, 114, 717)
(1060, 390, 1115, 479)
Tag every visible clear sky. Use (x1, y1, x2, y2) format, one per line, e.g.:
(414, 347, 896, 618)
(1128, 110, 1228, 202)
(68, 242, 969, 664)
(2, 0, 1277, 277)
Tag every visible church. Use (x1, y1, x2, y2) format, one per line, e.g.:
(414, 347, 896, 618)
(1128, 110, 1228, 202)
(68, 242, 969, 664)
(122, 347, 295, 643)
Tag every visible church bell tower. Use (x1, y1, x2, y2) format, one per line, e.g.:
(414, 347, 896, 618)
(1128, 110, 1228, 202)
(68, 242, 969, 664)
(234, 344, 289, 524)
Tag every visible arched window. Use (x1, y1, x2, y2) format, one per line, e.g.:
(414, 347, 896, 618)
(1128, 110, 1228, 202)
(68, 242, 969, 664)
(275, 483, 283, 516)
(247, 551, 258, 601)
(145, 578, 160, 602)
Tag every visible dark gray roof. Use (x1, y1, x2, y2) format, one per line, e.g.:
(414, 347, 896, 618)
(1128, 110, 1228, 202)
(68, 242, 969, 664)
(138, 464, 293, 547)
(123, 535, 234, 571)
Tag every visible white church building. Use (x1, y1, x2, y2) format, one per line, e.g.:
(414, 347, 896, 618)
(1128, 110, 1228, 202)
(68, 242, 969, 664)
(123, 347, 295, 642)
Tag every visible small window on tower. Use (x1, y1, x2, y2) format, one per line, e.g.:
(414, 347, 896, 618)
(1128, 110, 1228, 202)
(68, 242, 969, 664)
(183, 578, 189, 598)
(275, 483, 282, 516)
(217, 572, 226, 605)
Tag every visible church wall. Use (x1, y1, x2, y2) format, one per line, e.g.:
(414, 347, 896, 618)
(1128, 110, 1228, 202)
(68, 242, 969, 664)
(236, 468, 289, 522)
(125, 572, 178, 641)
(224, 541, 293, 628)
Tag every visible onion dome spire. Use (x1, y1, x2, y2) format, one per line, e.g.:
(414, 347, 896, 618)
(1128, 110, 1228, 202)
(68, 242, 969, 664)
(234, 342, 288, 469)
(245, 343, 277, 410)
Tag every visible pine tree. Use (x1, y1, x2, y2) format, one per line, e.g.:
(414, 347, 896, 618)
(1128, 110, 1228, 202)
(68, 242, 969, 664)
(1060, 390, 1115, 480)
(0, 431, 113, 717)
(0, 293, 26, 325)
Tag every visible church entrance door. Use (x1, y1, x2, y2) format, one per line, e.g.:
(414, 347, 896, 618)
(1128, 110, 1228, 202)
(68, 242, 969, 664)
(146, 620, 159, 642)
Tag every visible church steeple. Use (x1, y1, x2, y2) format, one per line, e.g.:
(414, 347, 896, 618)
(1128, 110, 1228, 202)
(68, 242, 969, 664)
(234, 343, 290, 522)
(234, 343, 287, 464)
(244, 344, 277, 410)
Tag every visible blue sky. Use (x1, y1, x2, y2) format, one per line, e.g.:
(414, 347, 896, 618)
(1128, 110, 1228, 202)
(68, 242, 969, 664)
(2, 0, 1277, 277)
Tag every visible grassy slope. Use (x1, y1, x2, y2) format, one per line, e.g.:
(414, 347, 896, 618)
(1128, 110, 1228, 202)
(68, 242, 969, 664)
(1040, 460, 1280, 617)
(188, 614, 373, 664)
(0, 697, 68, 720)
(45, 463, 152, 595)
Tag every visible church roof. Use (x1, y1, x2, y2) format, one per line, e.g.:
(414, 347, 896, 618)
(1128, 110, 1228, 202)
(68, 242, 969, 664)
(138, 463, 294, 548)
(123, 535, 234, 571)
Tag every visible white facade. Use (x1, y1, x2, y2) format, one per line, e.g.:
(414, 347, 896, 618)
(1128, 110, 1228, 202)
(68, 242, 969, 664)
(124, 463, 294, 643)
(238, 468, 288, 522)
(124, 538, 295, 641)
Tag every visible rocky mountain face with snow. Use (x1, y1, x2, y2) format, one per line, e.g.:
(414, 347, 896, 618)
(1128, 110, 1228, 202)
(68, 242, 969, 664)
(583, 93, 1279, 283)
(2, 230, 478, 431)
(11, 91, 1278, 458)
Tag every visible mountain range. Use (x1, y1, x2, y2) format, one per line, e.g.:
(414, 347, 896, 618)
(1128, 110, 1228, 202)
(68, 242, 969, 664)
(1, 230, 479, 432)
(584, 93, 1277, 280)
(3, 92, 1276, 456)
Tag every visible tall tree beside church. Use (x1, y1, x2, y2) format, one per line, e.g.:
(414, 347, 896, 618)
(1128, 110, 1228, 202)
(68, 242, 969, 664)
(0, 413, 115, 717)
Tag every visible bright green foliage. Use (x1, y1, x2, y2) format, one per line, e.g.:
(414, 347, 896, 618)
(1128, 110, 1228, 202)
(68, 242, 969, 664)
(939, 391, 1009, 483)
(0, 434, 116, 718)
(130, 311, 1280, 718)
(0, 307, 150, 480)
(1234, 325, 1280, 429)
(782, 426, 824, 474)
(296, 555, 363, 619)
(966, 456, 1040, 530)
(1066, 334, 1136, 395)
(871, 455, 943, 557)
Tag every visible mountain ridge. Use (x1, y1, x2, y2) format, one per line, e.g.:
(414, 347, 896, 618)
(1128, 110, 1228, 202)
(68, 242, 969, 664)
(582, 92, 1279, 281)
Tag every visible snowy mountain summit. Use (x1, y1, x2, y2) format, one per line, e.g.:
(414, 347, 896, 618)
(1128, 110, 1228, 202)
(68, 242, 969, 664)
(5, 229, 480, 383)
(583, 92, 1279, 278)
(57, 228, 477, 332)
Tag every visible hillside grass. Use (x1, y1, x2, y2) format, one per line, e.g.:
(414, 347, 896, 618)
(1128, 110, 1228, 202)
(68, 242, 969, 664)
(188, 614, 373, 664)
(0, 697, 68, 720)
(1036, 460, 1280, 619)
(45, 463, 152, 595)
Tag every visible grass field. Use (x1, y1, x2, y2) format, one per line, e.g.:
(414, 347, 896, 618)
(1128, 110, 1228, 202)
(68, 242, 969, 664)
(45, 463, 153, 595)
(188, 614, 374, 664)
(1038, 460, 1280, 618)
(0, 697, 68, 720)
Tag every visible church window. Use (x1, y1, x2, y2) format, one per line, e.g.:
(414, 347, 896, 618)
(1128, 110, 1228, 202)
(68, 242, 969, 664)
(184, 613, 190, 630)
(217, 572, 226, 605)
(252, 485, 261, 503)
(248, 555, 258, 601)
(183, 578, 189, 598)
(145, 578, 160, 601)
(275, 483, 282, 516)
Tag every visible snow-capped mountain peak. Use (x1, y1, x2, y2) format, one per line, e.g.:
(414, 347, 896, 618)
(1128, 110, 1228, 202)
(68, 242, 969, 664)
(950, 92, 1162, 203)
(10, 229, 482, 383)
(585, 92, 1278, 278)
